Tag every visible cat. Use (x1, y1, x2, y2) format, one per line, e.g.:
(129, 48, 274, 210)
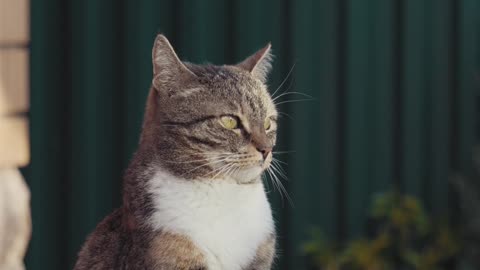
(74, 34, 278, 270)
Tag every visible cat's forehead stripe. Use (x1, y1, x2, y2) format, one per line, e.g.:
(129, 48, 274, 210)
(176, 87, 205, 98)
(172, 63, 276, 130)
(238, 113, 251, 132)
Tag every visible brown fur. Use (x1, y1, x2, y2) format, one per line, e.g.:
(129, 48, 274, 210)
(74, 208, 150, 270)
(244, 234, 276, 270)
(74, 209, 207, 270)
(148, 232, 206, 270)
(74, 34, 277, 270)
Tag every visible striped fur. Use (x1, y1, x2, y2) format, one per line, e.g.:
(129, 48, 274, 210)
(75, 34, 277, 270)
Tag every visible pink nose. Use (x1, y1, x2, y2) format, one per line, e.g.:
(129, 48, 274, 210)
(256, 146, 272, 160)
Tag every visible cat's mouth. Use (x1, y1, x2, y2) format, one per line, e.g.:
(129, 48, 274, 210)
(195, 150, 273, 183)
(202, 153, 272, 184)
(217, 152, 272, 184)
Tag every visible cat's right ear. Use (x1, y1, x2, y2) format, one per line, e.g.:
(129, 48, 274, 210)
(152, 34, 196, 91)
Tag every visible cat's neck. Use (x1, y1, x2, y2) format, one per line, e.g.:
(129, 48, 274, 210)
(121, 149, 266, 228)
(138, 88, 160, 147)
(146, 167, 265, 217)
(121, 147, 159, 229)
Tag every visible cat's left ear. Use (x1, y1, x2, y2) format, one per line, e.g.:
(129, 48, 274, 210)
(152, 34, 197, 91)
(236, 43, 273, 84)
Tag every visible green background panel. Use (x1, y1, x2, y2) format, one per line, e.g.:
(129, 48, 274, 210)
(25, 0, 480, 269)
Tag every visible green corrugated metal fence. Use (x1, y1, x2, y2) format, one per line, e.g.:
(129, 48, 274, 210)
(25, 0, 479, 269)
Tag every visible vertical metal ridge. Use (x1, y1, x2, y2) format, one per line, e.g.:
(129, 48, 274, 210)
(335, 0, 348, 243)
(392, 0, 405, 191)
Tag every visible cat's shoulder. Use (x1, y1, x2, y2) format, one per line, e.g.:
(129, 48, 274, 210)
(74, 208, 146, 270)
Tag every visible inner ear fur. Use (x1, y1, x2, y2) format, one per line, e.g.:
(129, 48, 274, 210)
(151, 34, 197, 91)
(236, 43, 273, 84)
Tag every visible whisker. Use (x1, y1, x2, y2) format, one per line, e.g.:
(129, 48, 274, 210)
(266, 169, 281, 201)
(268, 168, 286, 206)
(272, 150, 295, 154)
(272, 91, 313, 102)
(209, 163, 234, 179)
(202, 163, 232, 179)
(270, 163, 288, 180)
(272, 158, 288, 165)
(165, 156, 224, 164)
(271, 161, 288, 179)
(180, 157, 229, 177)
(271, 158, 288, 171)
(224, 164, 238, 178)
(278, 112, 294, 120)
(268, 167, 294, 207)
(271, 63, 296, 98)
(227, 166, 240, 179)
(169, 150, 244, 157)
(275, 98, 314, 106)
(171, 153, 253, 165)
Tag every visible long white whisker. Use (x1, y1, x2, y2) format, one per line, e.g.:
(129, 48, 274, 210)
(272, 91, 313, 102)
(266, 168, 281, 202)
(172, 152, 253, 166)
(227, 165, 240, 179)
(271, 158, 288, 172)
(170, 151, 249, 158)
(272, 157, 288, 165)
(209, 163, 234, 179)
(275, 98, 313, 106)
(268, 166, 293, 206)
(268, 168, 282, 199)
(203, 163, 232, 179)
(273, 150, 295, 154)
(269, 162, 286, 179)
(223, 164, 237, 179)
(271, 161, 288, 179)
(278, 112, 294, 120)
(181, 157, 230, 177)
(166, 155, 225, 164)
(271, 63, 296, 98)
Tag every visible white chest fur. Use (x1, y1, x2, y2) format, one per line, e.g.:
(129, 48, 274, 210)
(147, 169, 274, 270)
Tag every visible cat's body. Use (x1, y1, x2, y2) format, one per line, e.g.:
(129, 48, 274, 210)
(76, 168, 274, 270)
(75, 35, 278, 270)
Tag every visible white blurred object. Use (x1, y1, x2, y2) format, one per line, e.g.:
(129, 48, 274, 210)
(0, 169, 31, 270)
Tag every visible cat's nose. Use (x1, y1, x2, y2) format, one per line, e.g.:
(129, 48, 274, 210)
(256, 146, 272, 160)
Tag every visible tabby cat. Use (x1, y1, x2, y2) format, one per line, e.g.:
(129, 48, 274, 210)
(74, 34, 278, 270)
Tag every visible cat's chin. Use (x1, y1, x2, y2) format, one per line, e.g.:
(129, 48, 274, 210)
(232, 166, 263, 184)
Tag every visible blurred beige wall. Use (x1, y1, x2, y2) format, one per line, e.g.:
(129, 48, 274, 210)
(0, 0, 31, 269)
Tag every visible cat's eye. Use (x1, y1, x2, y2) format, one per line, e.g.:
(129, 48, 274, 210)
(264, 118, 272, 131)
(220, 116, 238, 130)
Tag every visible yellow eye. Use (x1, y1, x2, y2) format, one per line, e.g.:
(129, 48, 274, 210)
(264, 118, 271, 130)
(220, 116, 238, 130)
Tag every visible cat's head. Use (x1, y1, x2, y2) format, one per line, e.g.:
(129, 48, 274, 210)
(142, 34, 277, 184)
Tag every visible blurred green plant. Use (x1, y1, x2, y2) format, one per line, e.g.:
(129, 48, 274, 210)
(303, 192, 461, 270)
